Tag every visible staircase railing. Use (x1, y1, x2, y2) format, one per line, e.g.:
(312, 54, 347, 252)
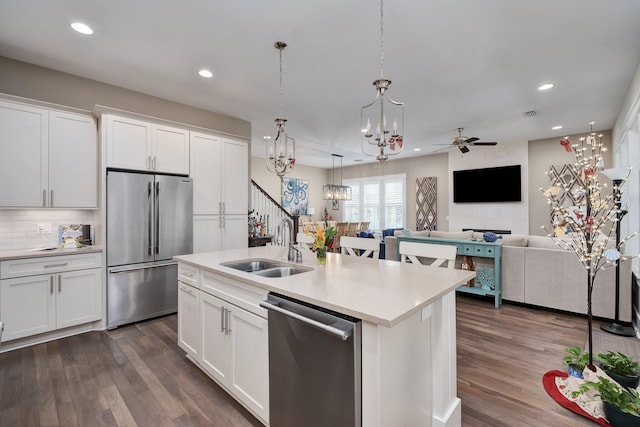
(250, 180, 299, 244)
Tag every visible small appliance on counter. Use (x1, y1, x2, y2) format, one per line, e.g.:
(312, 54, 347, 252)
(58, 224, 92, 248)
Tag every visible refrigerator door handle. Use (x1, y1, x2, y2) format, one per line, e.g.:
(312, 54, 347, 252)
(148, 182, 153, 255)
(155, 181, 161, 255)
(109, 262, 177, 273)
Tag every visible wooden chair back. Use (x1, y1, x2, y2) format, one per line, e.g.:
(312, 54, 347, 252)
(302, 222, 316, 233)
(357, 221, 370, 232)
(399, 241, 456, 269)
(315, 221, 326, 231)
(333, 222, 348, 252)
(345, 222, 358, 237)
(340, 236, 380, 258)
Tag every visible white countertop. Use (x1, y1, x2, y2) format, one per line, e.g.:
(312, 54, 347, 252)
(175, 246, 475, 327)
(0, 245, 103, 261)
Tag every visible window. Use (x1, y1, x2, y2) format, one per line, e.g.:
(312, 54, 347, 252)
(343, 173, 405, 230)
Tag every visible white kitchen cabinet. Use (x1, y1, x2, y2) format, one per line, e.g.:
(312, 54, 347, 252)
(0, 100, 97, 208)
(176, 263, 269, 424)
(190, 131, 248, 215)
(105, 114, 189, 175)
(0, 252, 103, 342)
(49, 111, 98, 207)
(193, 215, 248, 253)
(178, 281, 201, 360)
(191, 131, 248, 252)
(200, 290, 269, 423)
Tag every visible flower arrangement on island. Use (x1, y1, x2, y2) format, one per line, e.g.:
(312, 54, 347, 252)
(307, 226, 337, 264)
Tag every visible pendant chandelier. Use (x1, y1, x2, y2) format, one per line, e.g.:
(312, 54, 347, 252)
(361, 0, 405, 162)
(323, 154, 352, 201)
(266, 41, 295, 177)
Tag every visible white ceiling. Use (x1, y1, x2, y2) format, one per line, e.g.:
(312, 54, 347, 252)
(1, 1, 640, 169)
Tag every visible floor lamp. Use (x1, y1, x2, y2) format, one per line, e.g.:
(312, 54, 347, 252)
(600, 168, 635, 337)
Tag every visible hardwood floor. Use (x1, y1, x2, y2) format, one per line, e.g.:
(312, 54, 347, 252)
(0, 295, 599, 426)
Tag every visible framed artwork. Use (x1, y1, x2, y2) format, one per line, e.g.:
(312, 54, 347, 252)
(332, 200, 339, 210)
(282, 178, 309, 215)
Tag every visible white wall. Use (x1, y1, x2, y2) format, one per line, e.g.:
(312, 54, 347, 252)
(448, 142, 529, 234)
(613, 59, 640, 274)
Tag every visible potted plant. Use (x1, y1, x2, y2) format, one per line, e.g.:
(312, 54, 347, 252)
(562, 345, 590, 378)
(573, 377, 640, 426)
(597, 351, 640, 390)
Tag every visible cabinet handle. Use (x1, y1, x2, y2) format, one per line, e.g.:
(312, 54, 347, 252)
(43, 189, 47, 207)
(50, 189, 54, 207)
(147, 155, 151, 169)
(182, 271, 193, 278)
(218, 201, 222, 215)
(153, 156, 157, 170)
(225, 309, 231, 335)
(222, 202, 225, 214)
(50, 276, 54, 294)
(220, 307, 226, 333)
(222, 216, 226, 229)
(180, 285, 192, 294)
(44, 263, 68, 269)
(58, 274, 61, 292)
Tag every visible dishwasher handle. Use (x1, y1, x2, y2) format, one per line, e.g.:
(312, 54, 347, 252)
(260, 300, 352, 341)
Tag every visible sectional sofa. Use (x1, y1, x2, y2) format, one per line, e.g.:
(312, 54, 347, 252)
(384, 230, 632, 321)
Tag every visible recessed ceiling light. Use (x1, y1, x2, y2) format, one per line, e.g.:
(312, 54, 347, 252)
(71, 22, 93, 35)
(552, 125, 563, 130)
(198, 69, 213, 78)
(538, 83, 554, 91)
(413, 148, 421, 152)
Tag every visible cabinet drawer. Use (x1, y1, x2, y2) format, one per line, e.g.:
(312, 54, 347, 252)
(201, 271, 268, 318)
(0, 252, 103, 279)
(484, 246, 496, 257)
(472, 246, 486, 256)
(178, 263, 200, 288)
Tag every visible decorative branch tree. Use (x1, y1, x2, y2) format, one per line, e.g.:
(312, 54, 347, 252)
(540, 122, 638, 368)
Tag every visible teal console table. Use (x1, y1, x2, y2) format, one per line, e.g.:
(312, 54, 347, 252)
(396, 235, 502, 308)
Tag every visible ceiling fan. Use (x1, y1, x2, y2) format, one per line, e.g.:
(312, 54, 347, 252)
(444, 128, 498, 153)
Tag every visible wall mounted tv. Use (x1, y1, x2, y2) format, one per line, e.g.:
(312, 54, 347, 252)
(453, 165, 522, 203)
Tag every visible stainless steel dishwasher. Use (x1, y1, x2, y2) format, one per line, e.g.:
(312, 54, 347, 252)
(260, 293, 362, 427)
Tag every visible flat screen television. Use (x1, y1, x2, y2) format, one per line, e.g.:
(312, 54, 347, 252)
(453, 165, 521, 203)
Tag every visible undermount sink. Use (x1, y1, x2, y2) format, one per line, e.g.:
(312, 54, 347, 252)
(222, 258, 313, 278)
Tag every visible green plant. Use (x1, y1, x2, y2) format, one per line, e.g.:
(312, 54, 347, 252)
(597, 351, 640, 377)
(573, 377, 640, 416)
(563, 345, 590, 370)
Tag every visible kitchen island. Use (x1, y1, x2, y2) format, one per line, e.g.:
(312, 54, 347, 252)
(175, 245, 474, 427)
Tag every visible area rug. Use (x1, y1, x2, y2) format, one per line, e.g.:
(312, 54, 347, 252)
(543, 370, 610, 426)
(591, 327, 640, 357)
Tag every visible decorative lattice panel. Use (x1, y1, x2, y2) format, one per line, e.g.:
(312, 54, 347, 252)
(548, 164, 586, 224)
(416, 177, 437, 231)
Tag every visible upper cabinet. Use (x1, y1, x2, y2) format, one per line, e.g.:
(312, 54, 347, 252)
(104, 114, 189, 175)
(190, 132, 248, 215)
(0, 100, 97, 208)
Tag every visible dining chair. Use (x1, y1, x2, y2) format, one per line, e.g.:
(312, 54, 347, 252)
(315, 221, 326, 231)
(398, 241, 457, 269)
(327, 220, 337, 229)
(332, 222, 348, 252)
(345, 222, 358, 237)
(357, 221, 370, 233)
(340, 236, 380, 258)
(302, 221, 316, 233)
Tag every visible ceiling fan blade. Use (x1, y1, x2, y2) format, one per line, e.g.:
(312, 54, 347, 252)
(458, 145, 470, 154)
(471, 141, 497, 146)
(463, 137, 479, 144)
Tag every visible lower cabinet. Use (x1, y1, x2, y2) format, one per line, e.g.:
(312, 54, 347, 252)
(177, 265, 269, 425)
(178, 281, 201, 360)
(0, 267, 101, 341)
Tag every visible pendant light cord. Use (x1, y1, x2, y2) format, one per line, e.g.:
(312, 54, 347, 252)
(379, 0, 384, 78)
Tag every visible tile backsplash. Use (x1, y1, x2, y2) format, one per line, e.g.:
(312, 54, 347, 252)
(0, 210, 98, 251)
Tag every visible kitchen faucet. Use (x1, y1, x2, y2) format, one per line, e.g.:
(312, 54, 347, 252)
(277, 217, 302, 263)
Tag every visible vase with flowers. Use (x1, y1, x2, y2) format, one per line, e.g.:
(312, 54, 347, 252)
(308, 226, 337, 265)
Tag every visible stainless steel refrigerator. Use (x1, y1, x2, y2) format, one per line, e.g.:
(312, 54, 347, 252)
(107, 170, 193, 329)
